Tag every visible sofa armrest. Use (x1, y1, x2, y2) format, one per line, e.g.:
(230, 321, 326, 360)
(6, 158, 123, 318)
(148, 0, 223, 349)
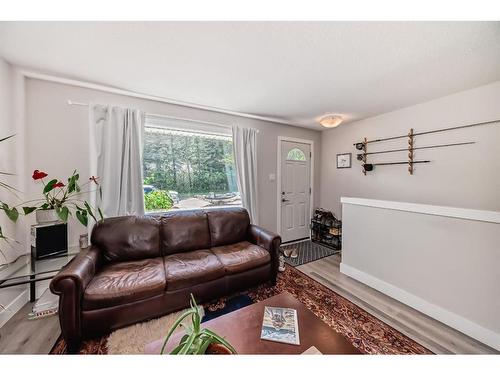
(50, 246, 101, 347)
(51, 246, 101, 294)
(248, 225, 281, 282)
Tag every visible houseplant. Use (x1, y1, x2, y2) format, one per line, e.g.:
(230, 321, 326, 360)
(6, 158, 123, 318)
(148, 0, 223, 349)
(160, 294, 237, 355)
(1, 169, 103, 228)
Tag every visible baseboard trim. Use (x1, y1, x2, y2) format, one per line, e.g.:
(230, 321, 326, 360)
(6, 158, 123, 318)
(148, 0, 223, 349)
(340, 262, 500, 351)
(0, 288, 28, 328)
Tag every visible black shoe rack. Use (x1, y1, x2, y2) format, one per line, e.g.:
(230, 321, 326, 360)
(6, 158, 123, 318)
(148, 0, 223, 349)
(310, 208, 342, 251)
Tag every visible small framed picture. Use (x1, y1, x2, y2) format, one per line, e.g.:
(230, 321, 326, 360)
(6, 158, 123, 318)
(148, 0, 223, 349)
(336, 153, 352, 169)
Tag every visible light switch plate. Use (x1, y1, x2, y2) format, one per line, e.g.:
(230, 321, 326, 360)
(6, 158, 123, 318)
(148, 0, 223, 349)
(269, 173, 276, 181)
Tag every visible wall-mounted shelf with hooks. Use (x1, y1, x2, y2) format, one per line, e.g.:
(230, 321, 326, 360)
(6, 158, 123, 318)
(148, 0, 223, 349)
(352, 118, 499, 149)
(353, 118, 499, 175)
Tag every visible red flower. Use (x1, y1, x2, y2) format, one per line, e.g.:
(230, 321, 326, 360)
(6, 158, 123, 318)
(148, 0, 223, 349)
(53, 182, 65, 188)
(32, 170, 48, 180)
(89, 176, 99, 185)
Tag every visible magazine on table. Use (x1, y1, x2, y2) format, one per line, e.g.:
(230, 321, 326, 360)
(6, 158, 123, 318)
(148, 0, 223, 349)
(260, 306, 300, 345)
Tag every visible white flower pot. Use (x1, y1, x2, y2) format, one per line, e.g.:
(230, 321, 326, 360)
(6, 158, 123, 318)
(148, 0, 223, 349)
(35, 209, 60, 224)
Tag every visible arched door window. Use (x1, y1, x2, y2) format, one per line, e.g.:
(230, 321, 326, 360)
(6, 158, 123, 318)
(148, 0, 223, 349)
(286, 148, 306, 161)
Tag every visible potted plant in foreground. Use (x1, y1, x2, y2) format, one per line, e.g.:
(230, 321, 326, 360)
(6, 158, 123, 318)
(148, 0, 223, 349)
(160, 294, 236, 354)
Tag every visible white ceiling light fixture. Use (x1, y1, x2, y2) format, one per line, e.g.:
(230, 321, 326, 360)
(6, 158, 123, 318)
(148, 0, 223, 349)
(319, 114, 343, 128)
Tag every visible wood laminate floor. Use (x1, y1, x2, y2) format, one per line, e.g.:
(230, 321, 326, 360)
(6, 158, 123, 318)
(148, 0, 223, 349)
(297, 254, 498, 354)
(0, 301, 60, 354)
(1, 254, 497, 354)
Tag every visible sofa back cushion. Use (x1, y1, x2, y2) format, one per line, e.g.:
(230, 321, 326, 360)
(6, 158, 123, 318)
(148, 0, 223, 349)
(207, 207, 250, 247)
(160, 210, 211, 255)
(91, 216, 161, 262)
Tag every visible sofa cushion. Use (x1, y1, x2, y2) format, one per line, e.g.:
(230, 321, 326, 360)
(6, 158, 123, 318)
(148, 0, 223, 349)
(206, 207, 250, 247)
(211, 241, 270, 274)
(83, 257, 166, 310)
(163, 249, 225, 291)
(160, 210, 211, 255)
(91, 216, 161, 262)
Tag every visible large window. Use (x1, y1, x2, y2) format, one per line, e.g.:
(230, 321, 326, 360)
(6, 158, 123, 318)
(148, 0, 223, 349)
(142, 120, 241, 212)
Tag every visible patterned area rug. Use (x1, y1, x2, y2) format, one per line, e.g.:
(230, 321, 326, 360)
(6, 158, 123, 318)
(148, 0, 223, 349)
(50, 265, 431, 354)
(281, 240, 339, 266)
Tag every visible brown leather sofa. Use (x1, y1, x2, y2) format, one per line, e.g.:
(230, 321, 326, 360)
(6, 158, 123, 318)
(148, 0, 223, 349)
(50, 207, 281, 350)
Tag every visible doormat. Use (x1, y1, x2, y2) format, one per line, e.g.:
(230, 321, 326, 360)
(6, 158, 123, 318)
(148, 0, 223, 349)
(281, 240, 339, 267)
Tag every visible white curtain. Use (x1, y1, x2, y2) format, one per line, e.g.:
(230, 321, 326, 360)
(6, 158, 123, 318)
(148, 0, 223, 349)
(89, 104, 145, 221)
(232, 125, 259, 224)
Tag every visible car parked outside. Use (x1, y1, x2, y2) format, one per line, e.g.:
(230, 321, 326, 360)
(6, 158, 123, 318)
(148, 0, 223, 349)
(143, 185, 156, 194)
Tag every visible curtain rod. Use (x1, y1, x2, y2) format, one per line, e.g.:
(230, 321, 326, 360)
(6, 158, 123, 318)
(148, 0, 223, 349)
(67, 100, 259, 133)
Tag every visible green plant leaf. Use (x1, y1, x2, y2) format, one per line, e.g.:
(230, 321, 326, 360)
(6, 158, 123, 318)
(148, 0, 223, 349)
(67, 175, 76, 193)
(76, 210, 88, 226)
(170, 342, 186, 355)
(2, 203, 19, 222)
(202, 328, 237, 353)
(190, 293, 197, 307)
(179, 323, 193, 336)
(22, 206, 37, 215)
(97, 207, 104, 221)
(178, 331, 198, 354)
(43, 179, 58, 194)
(196, 337, 213, 354)
(179, 334, 189, 345)
(84, 202, 97, 222)
(57, 206, 69, 222)
(160, 309, 195, 354)
(168, 334, 191, 354)
(192, 306, 200, 330)
(7, 207, 19, 222)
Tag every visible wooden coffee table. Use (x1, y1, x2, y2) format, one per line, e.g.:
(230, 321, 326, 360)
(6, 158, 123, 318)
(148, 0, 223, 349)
(145, 292, 360, 354)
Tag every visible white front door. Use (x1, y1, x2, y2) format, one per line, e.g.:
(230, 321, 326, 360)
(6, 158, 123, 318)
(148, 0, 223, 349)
(280, 140, 311, 243)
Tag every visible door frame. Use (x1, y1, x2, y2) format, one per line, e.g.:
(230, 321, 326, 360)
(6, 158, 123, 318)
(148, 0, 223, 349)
(276, 136, 314, 242)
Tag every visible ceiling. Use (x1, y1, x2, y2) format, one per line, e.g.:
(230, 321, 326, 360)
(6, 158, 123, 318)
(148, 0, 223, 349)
(1, 22, 499, 130)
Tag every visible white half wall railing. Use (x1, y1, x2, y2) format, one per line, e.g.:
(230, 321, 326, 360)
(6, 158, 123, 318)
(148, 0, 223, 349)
(340, 197, 500, 351)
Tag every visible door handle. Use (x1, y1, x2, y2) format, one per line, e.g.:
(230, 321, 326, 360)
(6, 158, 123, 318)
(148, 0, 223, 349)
(281, 198, 290, 203)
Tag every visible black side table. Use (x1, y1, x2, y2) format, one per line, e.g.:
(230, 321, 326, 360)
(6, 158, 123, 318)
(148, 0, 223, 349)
(0, 247, 81, 302)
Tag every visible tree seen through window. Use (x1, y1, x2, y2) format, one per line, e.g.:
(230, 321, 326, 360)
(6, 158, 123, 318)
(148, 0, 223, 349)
(142, 126, 241, 212)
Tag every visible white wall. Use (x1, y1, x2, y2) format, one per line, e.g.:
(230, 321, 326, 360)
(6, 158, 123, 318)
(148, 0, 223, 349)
(341, 199, 500, 350)
(321, 82, 500, 349)
(0, 59, 29, 327)
(320, 81, 500, 216)
(23, 77, 322, 247)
